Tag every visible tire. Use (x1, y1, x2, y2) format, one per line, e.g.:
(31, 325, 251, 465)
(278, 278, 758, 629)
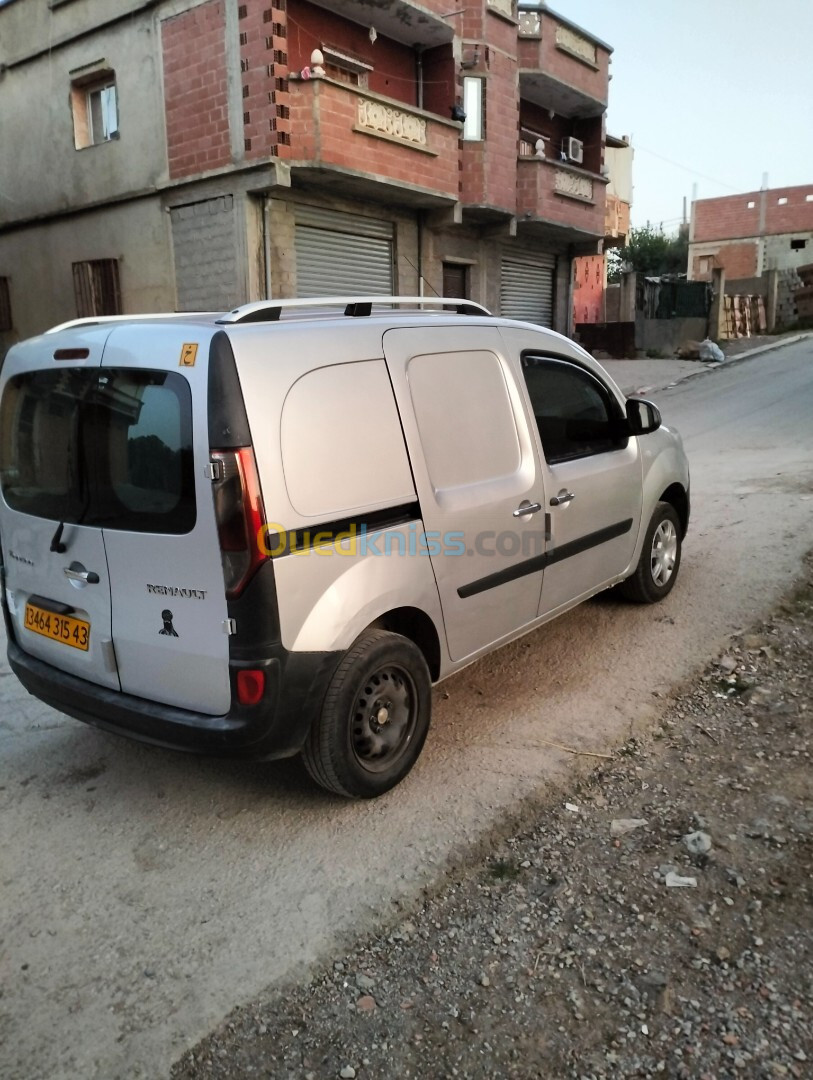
(618, 501, 682, 604)
(302, 629, 432, 799)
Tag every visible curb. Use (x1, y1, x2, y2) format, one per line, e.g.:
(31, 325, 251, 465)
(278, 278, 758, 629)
(620, 331, 813, 396)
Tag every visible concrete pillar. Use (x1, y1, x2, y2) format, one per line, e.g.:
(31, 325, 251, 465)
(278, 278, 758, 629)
(708, 266, 726, 339)
(765, 267, 778, 331)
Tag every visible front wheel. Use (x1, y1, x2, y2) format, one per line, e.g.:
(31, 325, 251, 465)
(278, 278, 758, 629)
(618, 501, 682, 604)
(302, 629, 432, 798)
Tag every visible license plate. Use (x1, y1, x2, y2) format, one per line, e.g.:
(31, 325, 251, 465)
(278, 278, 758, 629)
(24, 603, 90, 652)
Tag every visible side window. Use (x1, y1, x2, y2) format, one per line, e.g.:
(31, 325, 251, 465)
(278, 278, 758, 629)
(521, 356, 627, 464)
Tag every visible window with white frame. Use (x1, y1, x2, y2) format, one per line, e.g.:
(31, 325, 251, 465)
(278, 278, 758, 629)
(71, 71, 119, 149)
(462, 77, 484, 141)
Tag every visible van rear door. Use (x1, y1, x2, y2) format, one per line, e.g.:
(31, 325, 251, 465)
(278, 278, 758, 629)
(98, 326, 231, 715)
(0, 329, 120, 690)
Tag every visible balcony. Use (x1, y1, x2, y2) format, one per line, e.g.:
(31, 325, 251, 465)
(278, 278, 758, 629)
(518, 8, 609, 118)
(516, 157, 606, 244)
(287, 77, 461, 208)
(305, 0, 456, 48)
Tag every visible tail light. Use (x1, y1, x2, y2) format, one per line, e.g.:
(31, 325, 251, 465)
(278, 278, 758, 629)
(210, 447, 267, 598)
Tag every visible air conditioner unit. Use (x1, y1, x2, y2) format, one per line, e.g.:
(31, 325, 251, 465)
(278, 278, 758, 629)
(563, 137, 584, 164)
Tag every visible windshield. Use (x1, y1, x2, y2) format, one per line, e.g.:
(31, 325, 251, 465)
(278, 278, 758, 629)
(0, 368, 196, 534)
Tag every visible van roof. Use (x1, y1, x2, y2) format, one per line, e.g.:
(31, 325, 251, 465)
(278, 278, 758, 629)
(45, 296, 490, 335)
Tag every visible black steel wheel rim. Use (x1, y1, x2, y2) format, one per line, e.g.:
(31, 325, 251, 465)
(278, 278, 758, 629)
(350, 664, 418, 774)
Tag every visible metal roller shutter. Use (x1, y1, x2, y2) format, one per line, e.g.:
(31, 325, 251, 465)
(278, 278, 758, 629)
(500, 255, 556, 327)
(294, 206, 394, 297)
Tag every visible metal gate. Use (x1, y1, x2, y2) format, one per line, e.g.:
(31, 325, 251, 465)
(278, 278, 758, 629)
(294, 205, 394, 297)
(500, 255, 556, 327)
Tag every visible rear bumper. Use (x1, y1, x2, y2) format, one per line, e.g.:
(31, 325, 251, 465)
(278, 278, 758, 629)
(7, 638, 340, 759)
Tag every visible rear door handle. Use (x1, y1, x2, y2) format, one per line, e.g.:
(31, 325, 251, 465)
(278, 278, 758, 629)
(549, 491, 576, 507)
(64, 568, 100, 585)
(512, 501, 543, 517)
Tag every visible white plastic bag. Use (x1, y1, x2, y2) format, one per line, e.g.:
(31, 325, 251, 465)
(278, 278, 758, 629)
(699, 338, 724, 363)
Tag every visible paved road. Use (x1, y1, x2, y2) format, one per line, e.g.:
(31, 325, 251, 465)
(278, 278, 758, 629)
(1, 340, 812, 1079)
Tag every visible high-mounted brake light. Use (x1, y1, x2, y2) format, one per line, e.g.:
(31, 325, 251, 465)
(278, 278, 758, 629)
(210, 447, 267, 598)
(53, 348, 90, 360)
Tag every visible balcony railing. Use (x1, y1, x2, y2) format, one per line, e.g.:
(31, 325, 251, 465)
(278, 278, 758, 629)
(287, 77, 460, 204)
(517, 157, 606, 239)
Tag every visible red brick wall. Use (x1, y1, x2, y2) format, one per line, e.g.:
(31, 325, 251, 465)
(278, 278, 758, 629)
(422, 44, 455, 118)
(288, 80, 459, 198)
(516, 159, 604, 236)
(692, 241, 757, 281)
(518, 12, 609, 105)
(239, 0, 290, 160)
(694, 186, 813, 242)
(162, 0, 231, 180)
(482, 48, 518, 211)
(572, 254, 604, 323)
(286, 1, 416, 107)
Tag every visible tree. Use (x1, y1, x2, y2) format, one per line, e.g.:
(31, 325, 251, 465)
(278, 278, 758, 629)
(607, 225, 688, 282)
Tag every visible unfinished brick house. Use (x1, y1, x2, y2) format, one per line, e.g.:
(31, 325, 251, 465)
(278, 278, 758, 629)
(689, 185, 813, 282)
(0, 0, 614, 350)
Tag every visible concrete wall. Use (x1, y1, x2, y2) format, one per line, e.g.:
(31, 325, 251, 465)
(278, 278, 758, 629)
(635, 315, 708, 356)
(0, 5, 169, 225)
(0, 197, 173, 346)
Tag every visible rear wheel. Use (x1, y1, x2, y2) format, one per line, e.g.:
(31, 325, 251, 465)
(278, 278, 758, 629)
(618, 501, 682, 604)
(302, 629, 432, 798)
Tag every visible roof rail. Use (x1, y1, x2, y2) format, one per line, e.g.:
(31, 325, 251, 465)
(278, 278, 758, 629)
(45, 312, 217, 334)
(216, 296, 491, 325)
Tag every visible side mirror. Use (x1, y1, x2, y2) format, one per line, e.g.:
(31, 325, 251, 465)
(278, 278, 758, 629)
(626, 397, 662, 436)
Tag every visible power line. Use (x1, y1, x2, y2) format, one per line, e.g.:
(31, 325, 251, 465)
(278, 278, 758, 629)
(633, 144, 741, 194)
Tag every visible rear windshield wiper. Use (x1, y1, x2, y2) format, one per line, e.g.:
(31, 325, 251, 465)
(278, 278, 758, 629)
(50, 391, 93, 555)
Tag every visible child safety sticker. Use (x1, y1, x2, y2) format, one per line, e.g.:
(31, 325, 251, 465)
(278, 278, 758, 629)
(179, 343, 198, 367)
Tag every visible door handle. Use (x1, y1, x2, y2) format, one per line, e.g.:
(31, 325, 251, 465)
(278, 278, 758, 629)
(512, 501, 543, 517)
(549, 491, 576, 507)
(64, 567, 100, 585)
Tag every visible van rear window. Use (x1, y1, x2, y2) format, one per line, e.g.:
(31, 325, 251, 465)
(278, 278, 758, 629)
(0, 368, 195, 534)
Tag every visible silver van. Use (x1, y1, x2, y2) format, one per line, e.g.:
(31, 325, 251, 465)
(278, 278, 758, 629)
(0, 298, 689, 797)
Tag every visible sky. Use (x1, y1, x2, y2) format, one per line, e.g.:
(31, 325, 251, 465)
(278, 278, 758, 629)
(558, 0, 813, 234)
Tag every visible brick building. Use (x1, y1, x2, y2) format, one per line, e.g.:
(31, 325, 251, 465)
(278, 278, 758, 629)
(688, 184, 813, 281)
(0, 0, 615, 352)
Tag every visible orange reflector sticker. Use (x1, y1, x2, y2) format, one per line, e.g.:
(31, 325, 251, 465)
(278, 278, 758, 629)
(179, 343, 198, 367)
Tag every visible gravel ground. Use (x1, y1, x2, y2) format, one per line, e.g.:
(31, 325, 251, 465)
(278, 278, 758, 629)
(173, 557, 813, 1080)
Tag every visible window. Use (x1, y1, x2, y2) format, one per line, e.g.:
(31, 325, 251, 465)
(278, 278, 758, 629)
(72, 259, 121, 317)
(777, 197, 788, 205)
(521, 356, 627, 464)
(0, 277, 11, 331)
(790, 238, 807, 250)
(0, 369, 195, 534)
(747, 200, 755, 209)
(462, 77, 484, 141)
(320, 44, 371, 88)
(71, 72, 118, 149)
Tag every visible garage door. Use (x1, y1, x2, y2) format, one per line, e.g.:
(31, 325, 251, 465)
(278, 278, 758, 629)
(500, 255, 556, 327)
(295, 205, 394, 297)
